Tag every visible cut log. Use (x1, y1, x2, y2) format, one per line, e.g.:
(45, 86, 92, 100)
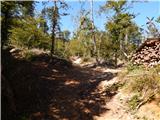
(131, 38, 160, 67)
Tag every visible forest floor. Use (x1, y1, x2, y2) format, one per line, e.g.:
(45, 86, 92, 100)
(3, 50, 123, 120)
(27, 58, 122, 120)
(3, 51, 159, 120)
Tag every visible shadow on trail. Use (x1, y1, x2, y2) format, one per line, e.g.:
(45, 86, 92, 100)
(2, 52, 118, 120)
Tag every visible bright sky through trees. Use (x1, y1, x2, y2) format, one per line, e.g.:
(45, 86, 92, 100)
(35, 1, 160, 36)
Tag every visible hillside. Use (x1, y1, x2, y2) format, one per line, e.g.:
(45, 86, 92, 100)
(2, 48, 121, 120)
(1, 1, 160, 120)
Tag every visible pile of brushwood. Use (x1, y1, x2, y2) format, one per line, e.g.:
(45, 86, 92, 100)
(131, 38, 160, 67)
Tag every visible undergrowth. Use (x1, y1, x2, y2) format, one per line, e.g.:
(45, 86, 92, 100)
(120, 64, 160, 110)
(23, 51, 37, 61)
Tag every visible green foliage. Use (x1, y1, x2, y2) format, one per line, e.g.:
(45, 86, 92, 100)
(1, 1, 35, 47)
(82, 57, 90, 62)
(55, 39, 66, 58)
(9, 17, 50, 49)
(131, 76, 158, 94)
(126, 65, 160, 93)
(62, 30, 71, 41)
(18, 1, 35, 17)
(45, 1, 68, 55)
(128, 94, 141, 110)
(70, 14, 92, 57)
(121, 65, 160, 110)
(68, 39, 86, 57)
(100, 0, 127, 13)
(101, 0, 141, 65)
(126, 63, 141, 71)
(71, 13, 97, 58)
(1, 1, 18, 47)
(39, 15, 49, 34)
(105, 82, 124, 93)
(97, 32, 115, 60)
(23, 51, 37, 61)
(145, 17, 160, 38)
(156, 16, 160, 23)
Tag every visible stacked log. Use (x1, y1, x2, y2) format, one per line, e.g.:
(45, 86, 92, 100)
(131, 38, 160, 67)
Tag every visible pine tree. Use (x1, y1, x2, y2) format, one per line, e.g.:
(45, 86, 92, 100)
(1, 1, 35, 48)
(101, 0, 141, 65)
(45, 1, 68, 57)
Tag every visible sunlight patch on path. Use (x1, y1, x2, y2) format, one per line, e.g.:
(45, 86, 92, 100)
(64, 80, 80, 86)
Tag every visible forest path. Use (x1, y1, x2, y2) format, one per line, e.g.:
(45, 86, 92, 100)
(11, 55, 159, 120)
(10, 54, 123, 120)
(27, 59, 122, 120)
(72, 62, 124, 120)
(44, 61, 123, 120)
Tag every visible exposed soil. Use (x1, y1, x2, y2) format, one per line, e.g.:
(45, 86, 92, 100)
(3, 50, 159, 120)
(2, 52, 120, 120)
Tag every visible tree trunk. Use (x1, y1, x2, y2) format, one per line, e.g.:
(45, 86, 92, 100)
(2, 73, 16, 113)
(50, 1, 57, 58)
(2, 10, 9, 48)
(51, 33, 55, 57)
(114, 49, 118, 67)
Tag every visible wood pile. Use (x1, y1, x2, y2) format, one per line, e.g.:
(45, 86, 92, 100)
(131, 38, 160, 67)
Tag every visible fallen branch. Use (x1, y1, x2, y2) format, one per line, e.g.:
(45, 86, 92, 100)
(136, 92, 156, 110)
(126, 73, 149, 77)
(136, 89, 158, 110)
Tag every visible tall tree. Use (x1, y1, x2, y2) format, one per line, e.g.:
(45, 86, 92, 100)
(18, 1, 35, 17)
(101, 0, 140, 65)
(39, 8, 49, 34)
(156, 16, 160, 23)
(1, 1, 17, 47)
(1, 1, 35, 48)
(90, 0, 98, 63)
(62, 30, 70, 41)
(146, 17, 160, 38)
(9, 16, 50, 49)
(46, 1, 68, 57)
(76, 15, 97, 58)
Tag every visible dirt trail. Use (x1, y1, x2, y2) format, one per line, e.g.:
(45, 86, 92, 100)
(3, 51, 160, 120)
(5, 53, 123, 120)
(42, 64, 120, 120)
(40, 62, 122, 120)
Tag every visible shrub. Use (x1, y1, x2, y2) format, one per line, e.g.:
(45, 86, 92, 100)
(82, 57, 91, 62)
(9, 17, 51, 50)
(128, 94, 141, 110)
(127, 66, 160, 95)
(121, 64, 160, 110)
(23, 51, 36, 61)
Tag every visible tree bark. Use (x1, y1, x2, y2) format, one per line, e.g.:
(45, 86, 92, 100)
(2, 9, 9, 48)
(50, 1, 57, 58)
(114, 49, 118, 67)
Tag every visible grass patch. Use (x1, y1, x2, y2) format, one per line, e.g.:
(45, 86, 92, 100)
(120, 64, 160, 110)
(23, 51, 37, 61)
(128, 94, 142, 110)
(105, 82, 124, 92)
(82, 57, 92, 63)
